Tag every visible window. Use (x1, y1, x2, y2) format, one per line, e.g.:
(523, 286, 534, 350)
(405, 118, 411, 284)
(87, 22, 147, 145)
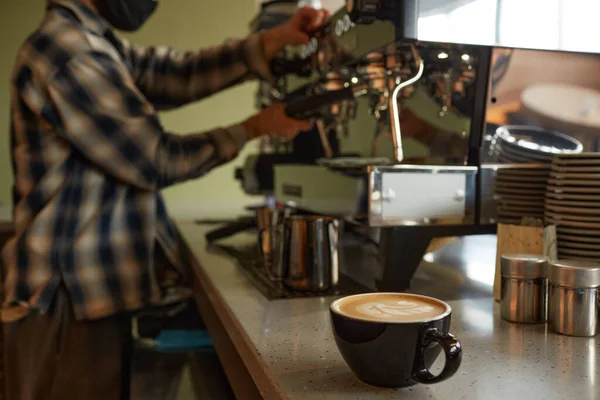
(418, 0, 600, 53)
(418, 0, 496, 45)
(560, 0, 600, 52)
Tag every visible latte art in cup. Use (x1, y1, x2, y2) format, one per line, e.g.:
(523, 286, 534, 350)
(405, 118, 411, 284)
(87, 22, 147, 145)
(357, 300, 436, 319)
(332, 293, 448, 322)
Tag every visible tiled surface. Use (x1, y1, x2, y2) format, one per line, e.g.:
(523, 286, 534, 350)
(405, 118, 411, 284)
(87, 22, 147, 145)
(131, 302, 235, 400)
(131, 347, 235, 400)
(0, 308, 233, 400)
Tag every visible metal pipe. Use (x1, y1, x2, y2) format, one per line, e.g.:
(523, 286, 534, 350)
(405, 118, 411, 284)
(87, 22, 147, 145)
(316, 119, 334, 158)
(389, 58, 425, 163)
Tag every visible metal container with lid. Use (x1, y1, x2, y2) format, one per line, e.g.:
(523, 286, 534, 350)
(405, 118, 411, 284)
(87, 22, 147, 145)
(500, 254, 548, 323)
(548, 260, 600, 337)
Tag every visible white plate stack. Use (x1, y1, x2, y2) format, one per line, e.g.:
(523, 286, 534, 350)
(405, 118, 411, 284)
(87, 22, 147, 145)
(545, 153, 600, 262)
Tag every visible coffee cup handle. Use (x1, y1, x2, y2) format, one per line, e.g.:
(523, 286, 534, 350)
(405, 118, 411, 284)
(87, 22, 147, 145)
(413, 327, 462, 384)
(258, 228, 283, 282)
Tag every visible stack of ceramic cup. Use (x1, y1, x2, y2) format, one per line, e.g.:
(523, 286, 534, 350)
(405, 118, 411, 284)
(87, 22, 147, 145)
(545, 153, 600, 262)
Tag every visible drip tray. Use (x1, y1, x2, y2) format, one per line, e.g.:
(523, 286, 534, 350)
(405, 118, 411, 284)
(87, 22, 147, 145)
(208, 244, 370, 300)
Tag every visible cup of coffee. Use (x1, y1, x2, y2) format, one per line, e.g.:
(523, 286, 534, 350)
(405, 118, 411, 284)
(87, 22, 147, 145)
(329, 292, 462, 387)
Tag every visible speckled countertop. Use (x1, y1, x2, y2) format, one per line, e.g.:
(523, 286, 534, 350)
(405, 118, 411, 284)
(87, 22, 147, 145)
(177, 221, 599, 400)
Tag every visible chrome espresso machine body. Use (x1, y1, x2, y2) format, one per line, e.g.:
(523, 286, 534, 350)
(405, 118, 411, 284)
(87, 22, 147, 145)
(241, 0, 600, 291)
(272, 1, 492, 291)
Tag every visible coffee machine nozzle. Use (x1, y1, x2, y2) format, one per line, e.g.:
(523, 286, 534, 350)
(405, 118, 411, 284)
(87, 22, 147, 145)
(389, 57, 424, 163)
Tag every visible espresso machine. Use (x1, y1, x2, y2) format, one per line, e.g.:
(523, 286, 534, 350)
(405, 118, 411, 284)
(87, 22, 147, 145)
(235, 0, 600, 292)
(256, 1, 492, 291)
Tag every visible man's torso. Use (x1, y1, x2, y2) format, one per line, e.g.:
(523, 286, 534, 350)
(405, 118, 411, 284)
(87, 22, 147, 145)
(4, 0, 186, 321)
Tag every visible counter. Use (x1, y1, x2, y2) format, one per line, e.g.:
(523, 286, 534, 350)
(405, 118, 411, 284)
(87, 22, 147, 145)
(177, 221, 598, 400)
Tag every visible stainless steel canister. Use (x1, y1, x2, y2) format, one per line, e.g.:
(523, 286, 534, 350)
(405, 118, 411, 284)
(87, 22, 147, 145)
(500, 254, 548, 323)
(257, 206, 293, 263)
(548, 260, 600, 337)
(267, 215, 340, 292)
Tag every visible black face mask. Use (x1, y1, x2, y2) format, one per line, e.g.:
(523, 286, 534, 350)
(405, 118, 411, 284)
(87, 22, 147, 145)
(97, 0, 158, 32)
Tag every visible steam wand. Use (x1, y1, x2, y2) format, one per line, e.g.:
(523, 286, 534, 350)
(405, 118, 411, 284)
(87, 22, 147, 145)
(389, 58, 425, 163)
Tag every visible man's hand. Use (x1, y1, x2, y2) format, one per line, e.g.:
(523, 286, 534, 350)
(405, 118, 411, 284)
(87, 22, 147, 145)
(243, 103, 312, 140)
(261, 7, 330, 61)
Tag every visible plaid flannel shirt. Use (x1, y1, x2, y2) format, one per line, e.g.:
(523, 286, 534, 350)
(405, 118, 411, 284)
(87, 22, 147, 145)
(2, 0, 271, 321)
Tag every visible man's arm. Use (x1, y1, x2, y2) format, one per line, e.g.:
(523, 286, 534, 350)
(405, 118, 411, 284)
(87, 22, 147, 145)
(118, 7, 329, 110)
(45, 50, 251, 191)
(43, 51, 308, 191)
(120, 34, 272, 110)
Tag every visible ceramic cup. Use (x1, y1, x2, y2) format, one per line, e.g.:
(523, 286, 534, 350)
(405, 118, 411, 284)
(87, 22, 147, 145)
(329, 292, 462, 387)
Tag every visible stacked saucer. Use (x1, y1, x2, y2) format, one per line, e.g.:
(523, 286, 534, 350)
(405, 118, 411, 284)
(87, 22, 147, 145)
(490, 126, 584, 224)
(545, 153, 600, 262)
(494, 165, 551, 224)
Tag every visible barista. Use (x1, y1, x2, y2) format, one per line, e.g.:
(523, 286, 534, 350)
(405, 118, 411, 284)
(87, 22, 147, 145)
(2, 0, 329, 399)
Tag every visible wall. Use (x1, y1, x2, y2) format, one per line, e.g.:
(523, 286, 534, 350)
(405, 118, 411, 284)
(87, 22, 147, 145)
(0, 0, 261, 217)
(0, 3, 45, 209)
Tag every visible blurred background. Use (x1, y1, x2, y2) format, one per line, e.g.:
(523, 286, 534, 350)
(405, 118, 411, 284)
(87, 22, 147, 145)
(3, 0, 600, 220)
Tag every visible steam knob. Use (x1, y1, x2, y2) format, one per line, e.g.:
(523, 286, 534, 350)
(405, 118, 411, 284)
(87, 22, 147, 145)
(346, 0, 396, 24)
